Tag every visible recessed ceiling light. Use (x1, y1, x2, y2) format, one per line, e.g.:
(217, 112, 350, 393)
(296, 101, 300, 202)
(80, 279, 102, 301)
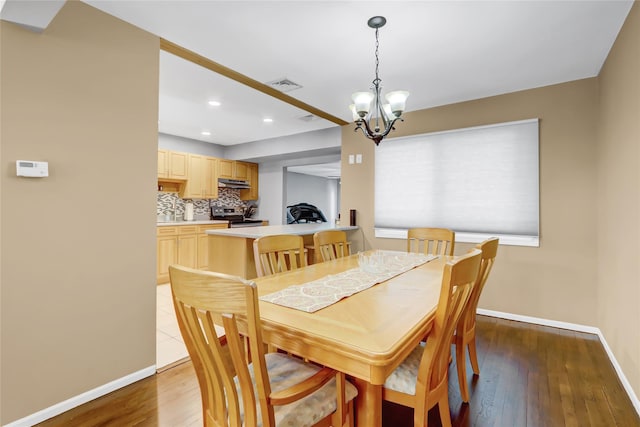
(208, 101, 221, 107)
(201, 131, 211, 136)
(263, 118, 273, 123)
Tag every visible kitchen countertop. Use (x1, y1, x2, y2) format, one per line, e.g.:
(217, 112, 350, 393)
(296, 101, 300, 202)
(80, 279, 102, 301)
(205, 223, 358, 239)
(157, 219, 229, 226)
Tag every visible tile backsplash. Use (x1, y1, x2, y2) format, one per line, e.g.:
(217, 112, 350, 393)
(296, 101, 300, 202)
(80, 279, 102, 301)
(157, 188, 249, 218)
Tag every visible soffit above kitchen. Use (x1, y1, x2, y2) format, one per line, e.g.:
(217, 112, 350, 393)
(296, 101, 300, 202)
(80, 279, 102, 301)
(3, 1, 634, 146)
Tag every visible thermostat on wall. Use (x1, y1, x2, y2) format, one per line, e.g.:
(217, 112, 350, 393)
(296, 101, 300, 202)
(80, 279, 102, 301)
(16, 160, 49, 177)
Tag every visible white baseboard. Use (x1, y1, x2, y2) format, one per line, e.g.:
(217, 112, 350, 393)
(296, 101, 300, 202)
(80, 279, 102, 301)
(4, 365, 156, 427)
(477, 308, 640, 417)
(595, 330, 640, 416)
(477, 308, 601, 334)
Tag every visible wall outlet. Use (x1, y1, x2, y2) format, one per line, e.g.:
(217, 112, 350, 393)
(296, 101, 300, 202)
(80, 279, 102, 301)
(348, 154, 355, 164)
(356, 154, 362, 164)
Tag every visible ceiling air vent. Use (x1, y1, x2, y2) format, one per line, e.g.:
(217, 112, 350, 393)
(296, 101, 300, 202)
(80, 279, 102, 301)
(298, 114, 318, 122)
(266, 77, 303, 93)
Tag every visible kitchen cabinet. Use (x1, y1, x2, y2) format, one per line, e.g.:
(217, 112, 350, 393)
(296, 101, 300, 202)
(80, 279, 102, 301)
(177, 226, 198, 269)
(203, 157, 218, 199)
(157, 226, 179, 284)
(157, 225, 197, 284)
(218, 159, 251, 181)
(158, 149, 256, 199)
(157, 149, 188, 180)
(218, 159, 234, 179)
(180, 155, 218, 199)
(240, 162, 259, 200)
(181, 154, 204, 199)
(157, 223, 228, 283)
(157, 150, 168, 178)
(234, 161, 249, 180)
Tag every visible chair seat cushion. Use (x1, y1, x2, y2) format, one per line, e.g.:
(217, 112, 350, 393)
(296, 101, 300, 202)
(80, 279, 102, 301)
(383, 342, 426, 395)
(241, 352, 358, 427)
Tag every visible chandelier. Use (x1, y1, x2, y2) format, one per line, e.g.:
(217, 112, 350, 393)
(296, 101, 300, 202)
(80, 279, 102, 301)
(350, 16, 409, 145)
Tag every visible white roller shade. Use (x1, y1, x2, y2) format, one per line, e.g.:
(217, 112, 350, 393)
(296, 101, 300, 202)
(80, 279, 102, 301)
(374, 119, 539, 246)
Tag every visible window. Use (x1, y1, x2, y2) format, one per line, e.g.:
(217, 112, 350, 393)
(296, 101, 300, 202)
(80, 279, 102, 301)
(374, 119, 539, 246)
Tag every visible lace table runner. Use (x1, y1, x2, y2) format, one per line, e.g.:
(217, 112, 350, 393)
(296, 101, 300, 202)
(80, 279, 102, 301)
(259, 251, 437, 313)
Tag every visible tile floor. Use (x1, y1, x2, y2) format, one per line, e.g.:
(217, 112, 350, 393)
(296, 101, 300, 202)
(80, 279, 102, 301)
(156, 283, 189, 369)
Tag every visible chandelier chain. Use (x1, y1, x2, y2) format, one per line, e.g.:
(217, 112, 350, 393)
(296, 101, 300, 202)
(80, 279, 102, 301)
(374, 27, 380, 85)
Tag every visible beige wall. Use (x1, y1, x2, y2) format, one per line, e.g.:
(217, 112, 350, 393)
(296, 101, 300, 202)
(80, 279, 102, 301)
(342, 2, 640, 403)
(597, 2, 640, 400)
(0, 2, 159, 424)
(342, 78, 599, 325)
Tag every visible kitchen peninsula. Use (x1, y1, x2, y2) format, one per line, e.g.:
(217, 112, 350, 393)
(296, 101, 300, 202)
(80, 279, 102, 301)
(206, 223, 360, 279)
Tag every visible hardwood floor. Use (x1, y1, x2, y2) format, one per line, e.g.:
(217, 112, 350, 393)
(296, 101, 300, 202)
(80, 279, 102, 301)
(37, 316, 639, 427)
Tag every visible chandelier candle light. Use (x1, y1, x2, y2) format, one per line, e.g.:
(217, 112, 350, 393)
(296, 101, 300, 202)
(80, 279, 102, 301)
(350, 16, 409, 145)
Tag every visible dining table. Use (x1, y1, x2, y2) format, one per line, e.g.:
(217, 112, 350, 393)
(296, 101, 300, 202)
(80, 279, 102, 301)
(253, 250, 450, 427)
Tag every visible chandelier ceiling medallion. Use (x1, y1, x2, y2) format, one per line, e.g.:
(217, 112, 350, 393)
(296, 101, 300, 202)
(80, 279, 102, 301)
(350, 16, 409, 146)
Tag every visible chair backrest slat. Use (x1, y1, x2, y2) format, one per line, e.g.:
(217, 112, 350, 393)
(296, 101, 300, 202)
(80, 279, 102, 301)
(313, 230, 350, 263)
(407, 227, 455, 256)
(253, 235, 308, 277)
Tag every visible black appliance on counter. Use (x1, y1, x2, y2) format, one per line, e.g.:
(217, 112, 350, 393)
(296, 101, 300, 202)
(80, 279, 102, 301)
(211, 206, 263, 228)
(286, 203, 327, 224)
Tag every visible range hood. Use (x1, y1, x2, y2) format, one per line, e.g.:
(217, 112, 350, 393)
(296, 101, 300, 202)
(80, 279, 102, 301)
(218, 178, 250, 189)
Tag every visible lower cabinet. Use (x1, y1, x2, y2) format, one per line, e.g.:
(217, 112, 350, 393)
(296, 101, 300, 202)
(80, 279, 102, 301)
(177, 226, 198, 269)
(157, 223, 228, 284)
(157, 226, 179, 284)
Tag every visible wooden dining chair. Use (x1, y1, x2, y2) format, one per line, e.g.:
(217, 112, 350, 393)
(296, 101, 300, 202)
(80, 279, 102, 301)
(253, 234, 308, 277)
(453, 237, 499, 402)
(382, 249, 481, 427)
(407, 227, 456, 256)
(313, 230, 350, 263)
(169, 265, 357, 427)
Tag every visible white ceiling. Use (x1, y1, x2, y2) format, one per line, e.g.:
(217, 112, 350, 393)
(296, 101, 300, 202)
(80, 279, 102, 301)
(2, 0, 633, 152)
(76, 0, 632, 147)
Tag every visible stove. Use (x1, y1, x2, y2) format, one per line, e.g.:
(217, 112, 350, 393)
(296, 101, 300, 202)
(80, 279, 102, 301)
(211, 206, 263, 228)
(211, 206, 243, 218)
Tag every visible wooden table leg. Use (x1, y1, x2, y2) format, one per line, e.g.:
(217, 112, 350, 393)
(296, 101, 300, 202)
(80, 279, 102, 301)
(354, 378, 382, 427)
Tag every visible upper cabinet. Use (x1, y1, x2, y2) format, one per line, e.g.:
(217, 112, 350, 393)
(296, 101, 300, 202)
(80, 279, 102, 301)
(181, 154, 205, 199)
(181, 155, 219, 199)
(234, 161, 249, 181)
(158, 150, 257, 200)
(217, 159, 234, 179)
(203, 157, 219, 199)
(218, 159, 250, 181)
(240, 162, 259, 201)
(157, 149, 188, 180)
